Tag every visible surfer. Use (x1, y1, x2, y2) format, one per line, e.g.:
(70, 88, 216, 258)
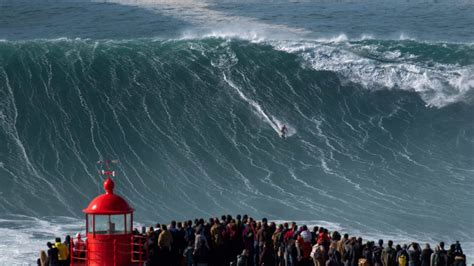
(280, 125, 288, 139)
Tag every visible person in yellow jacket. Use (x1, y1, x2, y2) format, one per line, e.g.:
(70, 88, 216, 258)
(158, 224, 173, 251)
(54, 237, 69, 265)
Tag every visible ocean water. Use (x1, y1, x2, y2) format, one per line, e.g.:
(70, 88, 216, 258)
(0, 0, 473, 264)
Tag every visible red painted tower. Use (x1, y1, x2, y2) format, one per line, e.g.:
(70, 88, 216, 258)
(83, 162, 134, 266)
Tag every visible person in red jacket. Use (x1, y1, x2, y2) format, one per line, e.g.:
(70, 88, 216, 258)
(296, 226, 313, 266)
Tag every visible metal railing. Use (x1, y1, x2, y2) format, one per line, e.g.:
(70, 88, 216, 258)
(68, 234, 148, 266)
(70, 237, 87, 266)
(131, 234, 148, 266)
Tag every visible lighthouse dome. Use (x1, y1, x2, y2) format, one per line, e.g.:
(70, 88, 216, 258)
(83, 178, 133, 214)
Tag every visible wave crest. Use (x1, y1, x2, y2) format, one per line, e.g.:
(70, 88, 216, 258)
(273, 40, 474, 107)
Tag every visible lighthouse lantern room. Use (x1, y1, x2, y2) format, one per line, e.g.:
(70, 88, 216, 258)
(82, 161, 135, 266)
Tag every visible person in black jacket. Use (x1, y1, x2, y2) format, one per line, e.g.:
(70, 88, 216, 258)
(46, 242, 59, 266)
(420, 244, 433, 266)
(408, 243, 421, 266)
(344, 238, 357, 266)
(362, 241, 373, 266)
(373, 240, 384, 266)
(353, 238, 363, 266)
(328, 241, 343, 266)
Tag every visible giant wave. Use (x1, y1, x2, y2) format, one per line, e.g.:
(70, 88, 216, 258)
(0, 37, 473, 262)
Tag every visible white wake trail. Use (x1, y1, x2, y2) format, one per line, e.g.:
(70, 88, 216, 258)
(223, 73, 295, 138)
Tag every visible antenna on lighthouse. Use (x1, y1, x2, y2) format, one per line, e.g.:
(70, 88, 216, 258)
(97, 159, 119, 178)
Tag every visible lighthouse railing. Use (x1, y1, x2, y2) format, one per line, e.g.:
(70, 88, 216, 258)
(131, 234, 148, 265)
(70, 237, 87, 266)
(70, 236, 134, 265)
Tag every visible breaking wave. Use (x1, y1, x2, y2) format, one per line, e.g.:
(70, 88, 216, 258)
(0, 37, 473, 262)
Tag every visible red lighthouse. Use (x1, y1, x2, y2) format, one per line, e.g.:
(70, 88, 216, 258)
(82, 162, 134, 266)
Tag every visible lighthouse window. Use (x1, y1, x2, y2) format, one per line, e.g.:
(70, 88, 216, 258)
(94, 215, 109, 234)
(110, 214, 125, 234)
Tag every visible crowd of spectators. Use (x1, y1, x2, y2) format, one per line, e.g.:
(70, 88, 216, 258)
(133, 214, 467, 266)
(38, 214, 467, 266)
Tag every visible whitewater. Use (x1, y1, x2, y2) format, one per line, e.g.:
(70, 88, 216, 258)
(0, 0, 473, 264)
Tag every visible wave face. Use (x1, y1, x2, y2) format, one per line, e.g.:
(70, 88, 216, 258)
(0, 38, 473, 259)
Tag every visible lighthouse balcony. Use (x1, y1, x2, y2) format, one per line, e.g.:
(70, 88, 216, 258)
(70, 234, 149, 266)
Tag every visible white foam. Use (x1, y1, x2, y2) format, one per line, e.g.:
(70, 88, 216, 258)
(314, 33, 349, 43)
(360, 34, 375, 41)
(0, 215, 84, 264)
(399, 33, 416, 41)
(273, 40, 474, 107)
(180, 29, 267, 43)
(272, 116, 296, 137)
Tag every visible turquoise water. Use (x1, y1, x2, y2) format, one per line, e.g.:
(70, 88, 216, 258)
(0, 0, 473, 263)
